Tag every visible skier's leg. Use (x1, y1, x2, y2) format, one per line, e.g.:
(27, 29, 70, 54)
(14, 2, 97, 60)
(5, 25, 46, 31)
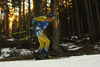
(38, 33, 50, 59)
(44, 37, 50, 55)
(44, 37, 50, 59)
(35, 39, 44, 60)
(36, 31, 50, 59)
(37, 31, 50, 53)
(35, 31, 44, 60)
(37, 38, 44, 55)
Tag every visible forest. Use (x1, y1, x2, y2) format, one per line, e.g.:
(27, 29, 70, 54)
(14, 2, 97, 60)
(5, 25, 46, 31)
(0, 0, 100, 61)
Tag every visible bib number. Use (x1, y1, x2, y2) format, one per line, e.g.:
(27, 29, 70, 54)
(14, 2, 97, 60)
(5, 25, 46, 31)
(37, 31, 42, 37)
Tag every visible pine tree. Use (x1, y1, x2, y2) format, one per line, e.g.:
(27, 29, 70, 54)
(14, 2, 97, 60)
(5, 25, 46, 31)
(74, 0, 82, 39)
(18, 0, 21, 40)
(23, 0, 25, 37)
(84, 0, 94, 41)
(88, 0, 96, 40)
(34, 0, 42, 17)
(94, 0, 100, 38)
(51, 0, 62, 53)
(5, 0, 8, 44)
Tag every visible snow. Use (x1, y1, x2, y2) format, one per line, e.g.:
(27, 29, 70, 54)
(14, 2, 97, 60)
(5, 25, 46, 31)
(60, 43, 83, 51)
(68, 46, 82, 51)
(94, 45, 100, 50)
(0, 40, 100, 67)
(0, 54, 100, 67)
(0, 42, 84, 59)
(0, 48, 33, 59)
(7, 37, 15, 41)
(0, 48, 11, 58)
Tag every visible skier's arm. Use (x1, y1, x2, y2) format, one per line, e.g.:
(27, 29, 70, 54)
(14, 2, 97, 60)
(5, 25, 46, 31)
(35, 16, 47, 22)
(29, 16, 47, 31)
(29, 24, 37, 31)
(29, 19, 37, 31)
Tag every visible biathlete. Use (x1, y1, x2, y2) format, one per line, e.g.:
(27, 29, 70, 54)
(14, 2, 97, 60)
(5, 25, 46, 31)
(29, 13, 55, 60)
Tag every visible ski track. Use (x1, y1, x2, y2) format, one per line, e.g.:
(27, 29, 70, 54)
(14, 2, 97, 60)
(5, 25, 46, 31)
(0, 54, 100, 67)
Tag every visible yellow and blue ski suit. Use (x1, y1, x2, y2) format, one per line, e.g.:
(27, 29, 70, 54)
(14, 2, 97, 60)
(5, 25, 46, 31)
(31, 16, 50, 55)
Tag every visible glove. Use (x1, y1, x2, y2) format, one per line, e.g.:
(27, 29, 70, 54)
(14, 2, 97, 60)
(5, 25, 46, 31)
(29, 26, 32, 31)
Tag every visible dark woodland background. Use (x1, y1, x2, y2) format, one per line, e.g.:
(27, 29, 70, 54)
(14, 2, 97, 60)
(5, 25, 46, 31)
(0, 0, 100, 61)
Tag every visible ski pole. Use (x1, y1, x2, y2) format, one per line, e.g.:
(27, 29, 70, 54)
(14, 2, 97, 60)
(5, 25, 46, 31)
(13, 31, 26, 34)
(19, 36, 31, 41)
(45, 9, 51, 16)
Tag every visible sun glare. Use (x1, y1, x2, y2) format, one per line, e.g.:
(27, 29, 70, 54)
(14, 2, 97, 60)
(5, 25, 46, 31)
(8, 0, 34, 36)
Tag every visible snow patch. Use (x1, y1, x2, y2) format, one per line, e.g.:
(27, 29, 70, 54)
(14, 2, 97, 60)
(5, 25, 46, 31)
(0, 48, 33, 59)
(60, 43, 83, 51)
(94, 45, 100, 50)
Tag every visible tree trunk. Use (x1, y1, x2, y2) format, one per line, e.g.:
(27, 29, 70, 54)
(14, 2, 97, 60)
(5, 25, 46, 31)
(0, 20, 2, 36)
(34, 0, 42, 17)
(19, 0, 21, 40)
(84, 0, 94, 41)
(28, 0, 31, 41)
(71, 1, 75, 35)
(23, 0, 25, 37)
(51, 0, 62, 53)
(0, 9, 2, 36)
(88, 0, 96, 40)
(2, 21, 5, 35)
(74, 0, 82, 39)
(94, 0, 100, 38)
(5, 0, 8, 44)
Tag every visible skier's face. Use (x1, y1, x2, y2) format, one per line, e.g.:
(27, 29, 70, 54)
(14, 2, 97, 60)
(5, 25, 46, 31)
(49, 16, 55, 22)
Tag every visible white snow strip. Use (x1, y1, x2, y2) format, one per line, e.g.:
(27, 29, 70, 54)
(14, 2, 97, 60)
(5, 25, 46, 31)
(0, 54, 100, 67)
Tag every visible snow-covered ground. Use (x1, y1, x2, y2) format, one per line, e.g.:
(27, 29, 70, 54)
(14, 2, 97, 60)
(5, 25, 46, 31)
(0, 54, 100, 67)
(0, 48, 33, 59)
(0, 41, 83, 59)
(60, 42, 83, 51)
(0, 41, 100, 59)
(0, 36, 100, 67)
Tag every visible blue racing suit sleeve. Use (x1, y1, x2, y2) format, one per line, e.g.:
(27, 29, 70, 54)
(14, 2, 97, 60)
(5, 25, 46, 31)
(29, 19, 37, 31)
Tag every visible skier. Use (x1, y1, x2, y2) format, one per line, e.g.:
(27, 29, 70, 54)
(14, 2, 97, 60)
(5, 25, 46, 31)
(29, 13, 55, 60)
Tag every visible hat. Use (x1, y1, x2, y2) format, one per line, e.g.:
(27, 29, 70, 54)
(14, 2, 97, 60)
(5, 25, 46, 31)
(49, 13, 55, 17)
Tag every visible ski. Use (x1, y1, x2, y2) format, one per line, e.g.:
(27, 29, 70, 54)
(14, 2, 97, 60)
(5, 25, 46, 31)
(35, 56, 68, 60)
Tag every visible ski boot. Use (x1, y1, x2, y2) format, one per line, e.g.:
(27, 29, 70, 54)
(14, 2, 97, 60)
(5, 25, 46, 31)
(35, 52, 42, 60)
(44, 55, 49, 59)
(35, 55, 42, 60)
